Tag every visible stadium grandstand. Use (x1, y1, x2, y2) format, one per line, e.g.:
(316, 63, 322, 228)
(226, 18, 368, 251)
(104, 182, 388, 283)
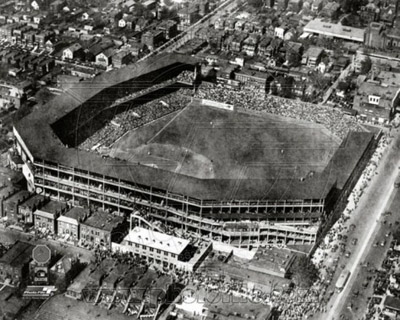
(13, 52, 376, 249)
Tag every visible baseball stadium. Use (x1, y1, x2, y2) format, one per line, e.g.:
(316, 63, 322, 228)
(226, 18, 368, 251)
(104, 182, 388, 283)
(13, 52, 376, 248)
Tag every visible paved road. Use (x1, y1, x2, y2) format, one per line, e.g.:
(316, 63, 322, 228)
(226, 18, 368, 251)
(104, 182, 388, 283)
(325, 130, 400, 319)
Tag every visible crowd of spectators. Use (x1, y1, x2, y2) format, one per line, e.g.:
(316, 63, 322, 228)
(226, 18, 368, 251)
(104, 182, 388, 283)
(194, 83, 365, 140)
(79, 88, 193, 151)
(176, 70, 195, 84)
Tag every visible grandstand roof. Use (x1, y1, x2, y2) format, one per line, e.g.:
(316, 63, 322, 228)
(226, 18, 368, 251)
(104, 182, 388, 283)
(14, 53, 374, 202)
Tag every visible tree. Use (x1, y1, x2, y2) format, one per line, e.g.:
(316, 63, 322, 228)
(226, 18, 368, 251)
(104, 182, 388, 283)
(339, 0, 363, 14)
(360, 56, 372, 75)
(248, 0, 264, 8)
(290, 255, 319, 289)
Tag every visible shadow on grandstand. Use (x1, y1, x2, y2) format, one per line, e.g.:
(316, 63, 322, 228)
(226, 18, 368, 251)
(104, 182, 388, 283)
(52, 81, 192, 148)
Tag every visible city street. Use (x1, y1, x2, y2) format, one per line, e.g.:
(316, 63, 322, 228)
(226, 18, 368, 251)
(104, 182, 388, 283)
(325, 129, 400, 319)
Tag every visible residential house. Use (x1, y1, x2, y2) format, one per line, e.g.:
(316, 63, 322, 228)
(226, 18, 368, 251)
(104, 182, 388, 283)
(0, 241, 34, 286)
(80, 210, 125, 250)
(302, 46, 324, 67)
(2, 190, 31, 224)
(258, 36, 272, 56)
(57, 207, 89, 242)
(353, 74, 400, 124)
(141, 30, 164, 51)
(18, 194, 47, 224)
(287, 0, 302, 13)
(113, 50, 133, 68)
(33, 200, 68, 234)
(230, 32, 248, 53)
(242, 34, 260, 56)
(95, 47, 115, 68)
(320, 2, 340, 20)
(274, 24, 288, 39)
(62, 43, 84, 60)
(156, 20, 177, 40)
(360, 2, 379, 24)
(311, 0, 323, 12)
(177, 5, 199, 31)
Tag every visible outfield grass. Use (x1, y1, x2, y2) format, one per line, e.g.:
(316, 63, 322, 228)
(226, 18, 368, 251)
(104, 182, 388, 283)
(111, 102, 340, 180)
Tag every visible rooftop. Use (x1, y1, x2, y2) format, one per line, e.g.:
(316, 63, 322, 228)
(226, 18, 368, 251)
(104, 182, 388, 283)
(124, 227, 189, 256)
(63, 207, 89, 221)
(39, 200, 67, 215)
(82, 210, 123, 231)
(303, 19, 365, 42)
(0, 241, 34, 268)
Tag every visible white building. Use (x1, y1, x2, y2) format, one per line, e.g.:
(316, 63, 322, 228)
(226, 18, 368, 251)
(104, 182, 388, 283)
(114, 227, 212, 272)
(121, 227, 189, 269)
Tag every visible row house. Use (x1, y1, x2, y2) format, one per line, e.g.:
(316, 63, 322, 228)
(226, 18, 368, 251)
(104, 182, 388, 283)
(57, 207, 89, 243)
(112, 50, 133, 69)
(2, 190, 31, 223)
(266, 37, 284, 58)
(0, 187, 20, 217)
(258, 36, 272, 56)
(311, 0, 323, 12)
(198, 0, 210, 16)
(141, 30, 165, 51)
(320, 2, 340, 20)
(80, 210, 125, 250)
(302, 46, 324, 67)
(242, 34, 260, 56)
(33, 200, 68, 234)
(177, 5, 199, 31)
(0, 24, 15, 41)
(360, 2, 379, 24)
(0, 241, 34, 286)
(208, 30, 226, 51)
(18, 194, 48, 224)
(353, 76, 400, 124)
(156, 20, 177, 40)
(230, 32, 249, 53)
(0, 82, 27, 109)
(287, 0, 302, 13)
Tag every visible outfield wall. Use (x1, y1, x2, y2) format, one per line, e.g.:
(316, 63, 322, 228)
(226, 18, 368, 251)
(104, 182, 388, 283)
(201, 98, 234, 111)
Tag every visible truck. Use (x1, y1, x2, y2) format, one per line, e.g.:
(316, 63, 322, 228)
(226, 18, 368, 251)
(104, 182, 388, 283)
(336, 270, 351, 292)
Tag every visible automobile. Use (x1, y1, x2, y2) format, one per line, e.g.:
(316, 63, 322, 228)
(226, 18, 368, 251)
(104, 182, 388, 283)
(345, 251, 351, 258)
(352, 238, 358, 245)
(385, 232, 391, 238)
(373, 242, 379, 247)
(353, 289, 359, 297)
(380, 240, 386, 247)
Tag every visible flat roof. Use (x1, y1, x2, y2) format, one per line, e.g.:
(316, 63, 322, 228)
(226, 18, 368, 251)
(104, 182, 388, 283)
(125, 227, 189, 255)
(304, 19, 365, 42)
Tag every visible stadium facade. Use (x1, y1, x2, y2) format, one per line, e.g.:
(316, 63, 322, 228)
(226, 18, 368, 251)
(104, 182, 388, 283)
(13, 53, 376, 248)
